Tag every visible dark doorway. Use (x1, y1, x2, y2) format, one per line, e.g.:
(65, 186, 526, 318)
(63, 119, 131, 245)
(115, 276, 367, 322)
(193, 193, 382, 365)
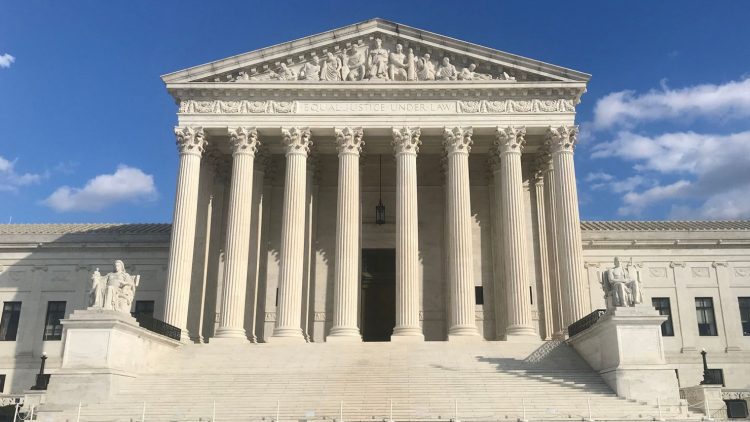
(361, 249, 396, 342)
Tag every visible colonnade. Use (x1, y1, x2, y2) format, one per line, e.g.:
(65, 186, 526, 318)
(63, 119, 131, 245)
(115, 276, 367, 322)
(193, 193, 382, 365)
(162, 124, 589, 343)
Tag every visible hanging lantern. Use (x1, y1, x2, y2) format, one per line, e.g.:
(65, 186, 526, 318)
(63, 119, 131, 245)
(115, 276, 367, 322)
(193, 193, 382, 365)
(375, 155, 385, 225)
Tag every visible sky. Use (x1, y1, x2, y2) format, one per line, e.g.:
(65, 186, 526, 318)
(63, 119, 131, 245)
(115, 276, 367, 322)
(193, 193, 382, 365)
(1, 0, 749, 224)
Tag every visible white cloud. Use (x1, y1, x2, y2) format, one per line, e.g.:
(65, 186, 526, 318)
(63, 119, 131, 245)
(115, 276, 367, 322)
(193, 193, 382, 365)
(591, 77, 750, 130)
(585, 172, 614, 183)
(43, 165, 157, 212)
(591, 131, 750, 218)
(0, 54, 15, 69)
(0, 155, 42, 192)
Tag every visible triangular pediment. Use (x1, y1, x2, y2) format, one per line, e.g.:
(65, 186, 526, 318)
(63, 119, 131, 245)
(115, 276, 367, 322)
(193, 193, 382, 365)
(162, 18, 590, 85)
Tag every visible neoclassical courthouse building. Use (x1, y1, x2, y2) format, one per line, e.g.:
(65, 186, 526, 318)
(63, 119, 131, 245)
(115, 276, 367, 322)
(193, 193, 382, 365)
(1, 19, 750, 421)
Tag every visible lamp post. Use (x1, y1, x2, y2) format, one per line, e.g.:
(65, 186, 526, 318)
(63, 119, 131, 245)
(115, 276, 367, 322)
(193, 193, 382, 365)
(31, 352, 49, 390)
(700, 348, 711, 385)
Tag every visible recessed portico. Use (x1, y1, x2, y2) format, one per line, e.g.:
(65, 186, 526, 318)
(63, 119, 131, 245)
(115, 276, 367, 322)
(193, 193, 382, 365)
(159, 18, 591, 344)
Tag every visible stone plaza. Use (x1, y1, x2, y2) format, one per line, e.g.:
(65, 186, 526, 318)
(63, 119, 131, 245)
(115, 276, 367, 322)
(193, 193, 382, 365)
(0, 18, 749, 421)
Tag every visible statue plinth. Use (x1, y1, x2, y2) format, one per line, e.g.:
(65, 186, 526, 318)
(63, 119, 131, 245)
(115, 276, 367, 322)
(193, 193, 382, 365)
(43, 308, 180, 407)
(567, 305, 682, 406)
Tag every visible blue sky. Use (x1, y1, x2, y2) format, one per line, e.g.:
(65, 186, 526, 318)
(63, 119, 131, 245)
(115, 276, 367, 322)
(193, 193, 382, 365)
(1, 0, 749, 223)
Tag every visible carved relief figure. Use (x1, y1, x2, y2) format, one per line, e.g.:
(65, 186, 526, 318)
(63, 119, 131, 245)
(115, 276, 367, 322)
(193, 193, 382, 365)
(458, 63, 493, 80)
(274, 63, 297, 81)
(298, 56, 321, 81)
(601, 257, 642, 309)
(342, 45, 367, 81)
(436, 57, 457, 80)
(321, 52, 343, 81)
(388, 43, 408, 81)
(88, 260, 140, 313)
(416, 53, 436, 80)
(367, 38, 389, 80)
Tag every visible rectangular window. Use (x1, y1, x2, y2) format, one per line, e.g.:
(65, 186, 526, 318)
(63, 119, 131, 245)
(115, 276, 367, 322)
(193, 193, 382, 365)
(134, 300, 155, 318)
(43, 301, 66, 341)
(475, 286, 484, 305)
(0, 302, 22, 341)
(739, 297, 750, 336)
(652, 297, 675, 336)
(0, 374, 5, 393)
(705, 368, 725, 386)
(695, 297, 718, 336)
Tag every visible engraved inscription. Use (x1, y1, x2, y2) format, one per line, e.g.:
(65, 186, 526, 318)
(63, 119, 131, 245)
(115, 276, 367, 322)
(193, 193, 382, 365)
(299, 101, 456, 114)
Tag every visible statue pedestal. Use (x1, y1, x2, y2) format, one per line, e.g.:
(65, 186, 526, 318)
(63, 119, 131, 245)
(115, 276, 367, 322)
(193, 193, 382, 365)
(44, 309, 181, 406)
(567, 305, 681, 405)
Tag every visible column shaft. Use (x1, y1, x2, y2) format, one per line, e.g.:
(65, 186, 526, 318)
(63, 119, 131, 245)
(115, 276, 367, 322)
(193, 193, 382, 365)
(391, 127, 424, 341)
(272, 128, 312, 342)
(548, 126, 590, 329)
(533, 169, 553, 340)
(490, 158, 507, 340)
(329, 128, 364, 341)
(164, 126, 206, 341)
(496, 126, 537, 340)
(444, 127, 480, 340)
(542, 159, 565, 338)
(215, 127, 259, 340)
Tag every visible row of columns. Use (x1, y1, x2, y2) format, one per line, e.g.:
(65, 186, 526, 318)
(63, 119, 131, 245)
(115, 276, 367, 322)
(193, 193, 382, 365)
(162, 124, 588, 343)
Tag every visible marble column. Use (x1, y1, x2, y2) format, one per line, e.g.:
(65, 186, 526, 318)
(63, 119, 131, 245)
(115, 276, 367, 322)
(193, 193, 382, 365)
(547, 125, 590, 330)
(164, 126, 207, 341)
(443, 127, 480, 340)
(328, 127, 364, 341)
(532, 161, 553, 340)
(540, 152, 565, 339)
(272, 127, 312, 342)
(214, 127, 260, 341)
(391, 127, 424, 341)
(489, 156, 508, 340)
(495, 126, 537, 340)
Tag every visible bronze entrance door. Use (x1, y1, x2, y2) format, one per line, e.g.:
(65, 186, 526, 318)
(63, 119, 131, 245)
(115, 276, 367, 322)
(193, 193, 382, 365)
(361, 248, 396, 342)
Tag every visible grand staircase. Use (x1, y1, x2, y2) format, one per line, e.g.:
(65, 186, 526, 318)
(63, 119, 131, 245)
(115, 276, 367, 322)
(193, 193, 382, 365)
(43, 340, 696, 421)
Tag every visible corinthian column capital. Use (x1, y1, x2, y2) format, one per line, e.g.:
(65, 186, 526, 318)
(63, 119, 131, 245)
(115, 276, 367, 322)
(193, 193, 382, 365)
(228, 127, 260, 156)
(175, 126, 207, 156)
(335, 127, 364, 155)
(391, 127, 422, 155)
(546, 125, 579, 153)
(443, 126, 473, 155)
(494, 126, 526, 155)
(281, 127, 312, 156)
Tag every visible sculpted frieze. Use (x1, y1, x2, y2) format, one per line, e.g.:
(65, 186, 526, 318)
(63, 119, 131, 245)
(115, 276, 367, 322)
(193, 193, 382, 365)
(179, 99, 575, 115)
(211, 37, 517, 84)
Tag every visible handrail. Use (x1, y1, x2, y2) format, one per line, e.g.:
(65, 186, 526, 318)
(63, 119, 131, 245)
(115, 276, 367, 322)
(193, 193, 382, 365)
(568, 309, 606, 337)
(130, 312, 181, 341)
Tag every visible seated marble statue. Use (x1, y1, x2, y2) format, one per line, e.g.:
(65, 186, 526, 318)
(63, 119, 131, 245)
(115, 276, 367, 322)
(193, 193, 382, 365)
(273, 63, 296, 81)
(298, 56, 321, 81)
(436, 57, 457, 80)
(601, 257, 642, 308)
(89, 260, 140, 313)
(388, 44, 408, 81)
(367, 38, 389, 80)
(416, 53, 436, 80)
(342, 45, 366, 81)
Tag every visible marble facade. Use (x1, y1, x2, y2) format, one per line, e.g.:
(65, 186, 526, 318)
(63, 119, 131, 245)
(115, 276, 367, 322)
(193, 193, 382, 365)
(0, 19, 749, 402)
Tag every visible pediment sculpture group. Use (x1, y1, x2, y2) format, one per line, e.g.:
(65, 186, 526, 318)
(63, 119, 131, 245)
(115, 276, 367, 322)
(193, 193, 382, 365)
(235, 38, 514, 83)
(601, 257, 643, 309)
(88, 260, 140, 314)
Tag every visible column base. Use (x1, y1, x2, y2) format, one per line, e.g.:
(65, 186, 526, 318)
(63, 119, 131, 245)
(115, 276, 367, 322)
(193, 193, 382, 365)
(448, 325, 481, 341)
(268, 326, 306, 343)
(391, 326, 424, 342)
(179, 329, 192, 344)
(503, 325, 539, 342)
(326, 334, 363, 343)
(213, 327, 248, 340)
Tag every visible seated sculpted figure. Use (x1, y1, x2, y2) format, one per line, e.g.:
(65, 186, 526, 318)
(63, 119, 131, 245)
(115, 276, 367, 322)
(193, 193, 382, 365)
(367, 38, 389, 80)
(298, 56, 321, 81)
(388, 44, 408, 81)
(436, 57, 457, 80)
(320, 52, 343, 81)
(89, 260, 140, 313)
(416, 53, 436, 80)
(601, 257, 642, 308)
(341, 45, 366, 81)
